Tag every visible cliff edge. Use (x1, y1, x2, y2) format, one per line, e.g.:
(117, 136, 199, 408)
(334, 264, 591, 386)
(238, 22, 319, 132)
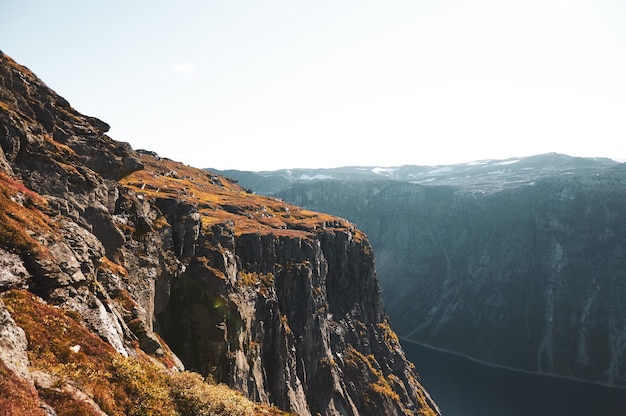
(0, 51, 440, 415)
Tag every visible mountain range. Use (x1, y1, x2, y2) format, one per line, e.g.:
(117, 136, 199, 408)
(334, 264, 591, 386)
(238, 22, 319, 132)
(212, 153, 626, 387)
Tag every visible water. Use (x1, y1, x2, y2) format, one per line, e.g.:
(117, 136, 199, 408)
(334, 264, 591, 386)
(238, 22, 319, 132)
(401, 339, 626, 416)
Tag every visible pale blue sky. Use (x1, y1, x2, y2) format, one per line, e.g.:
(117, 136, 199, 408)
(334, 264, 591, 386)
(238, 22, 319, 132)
(2, 1, 625, 170)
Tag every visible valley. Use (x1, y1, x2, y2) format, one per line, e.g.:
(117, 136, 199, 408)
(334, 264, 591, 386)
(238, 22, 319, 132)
(213, 154, 626, 388)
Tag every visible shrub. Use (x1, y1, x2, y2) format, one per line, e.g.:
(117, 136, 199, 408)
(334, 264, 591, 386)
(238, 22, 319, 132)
(169, 371, 254, 416)
(1, 290, 286, 415)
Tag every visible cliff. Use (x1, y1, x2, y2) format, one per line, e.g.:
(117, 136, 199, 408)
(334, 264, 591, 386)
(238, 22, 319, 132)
(0, 51, 440, 415)
(222, 156, 626, 388)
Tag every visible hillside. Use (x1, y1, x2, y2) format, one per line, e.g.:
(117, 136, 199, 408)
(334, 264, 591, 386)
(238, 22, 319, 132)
(0, 50, 440, 415)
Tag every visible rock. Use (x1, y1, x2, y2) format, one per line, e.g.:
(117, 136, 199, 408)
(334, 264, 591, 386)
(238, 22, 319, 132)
(32, 370, 109, 416)
(0, 298, 31, 381)
(0, 248, 31, 290)
(157, 220, 439, 415)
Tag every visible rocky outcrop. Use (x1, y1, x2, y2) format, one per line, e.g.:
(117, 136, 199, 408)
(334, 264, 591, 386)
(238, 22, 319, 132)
(271, 162, 626, 387)
(158, 222, 438, 415)
(0, 50, 440, 415)
(0, 298, 30, 382)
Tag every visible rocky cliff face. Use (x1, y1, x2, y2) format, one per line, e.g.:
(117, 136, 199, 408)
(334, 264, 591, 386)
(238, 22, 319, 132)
(0, 51, 439, 415)
(241, 158, 626, 388)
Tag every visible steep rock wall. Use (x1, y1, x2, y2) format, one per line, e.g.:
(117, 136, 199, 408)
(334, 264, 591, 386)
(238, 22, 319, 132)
(276, 172, 626, 387)
(157, 221, 438, 415)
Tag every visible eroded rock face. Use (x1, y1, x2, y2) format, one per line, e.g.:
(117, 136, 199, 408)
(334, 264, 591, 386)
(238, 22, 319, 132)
(157, 224, 438, 415)
(0, 52, 142, 183)
(0, 50, 440, 415)
(0, 248, 30, 291)
(0, 51, 167, 365)
(0, 298, 31, 381)
(273, 164, 626, 387)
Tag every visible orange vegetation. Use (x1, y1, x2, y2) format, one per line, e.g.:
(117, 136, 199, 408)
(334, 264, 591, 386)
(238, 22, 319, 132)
(121, 154, 366, 241)
(1, 290, 289, 416)
(0, 360, 46, 416)
(346, 347, 401, 403)
(98, 256, 128, 277)
(0, 171, 55, 259)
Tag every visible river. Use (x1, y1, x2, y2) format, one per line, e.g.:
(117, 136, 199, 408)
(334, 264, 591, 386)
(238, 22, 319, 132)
(401, 339, 626, 416)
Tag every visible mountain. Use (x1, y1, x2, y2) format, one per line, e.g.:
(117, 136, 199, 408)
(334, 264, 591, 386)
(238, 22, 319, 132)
(212, 155, 626, 387)
(0, 50, 440, 416)
(210, 153, 619, 195)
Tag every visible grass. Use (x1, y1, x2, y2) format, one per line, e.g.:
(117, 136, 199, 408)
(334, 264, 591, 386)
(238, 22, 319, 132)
(0, 171, 55, 260)
(168, 371, 254, 416)
(0, 360, 47, 416)
(344, 346, 439, 416)
(120, 154, 366, 241)
(98, 256, 128, 277)
(0, 101, 12, 112)
(1, 289, 289, 416)
(377, 318, 400, 346)
(346, 347, 400, 403)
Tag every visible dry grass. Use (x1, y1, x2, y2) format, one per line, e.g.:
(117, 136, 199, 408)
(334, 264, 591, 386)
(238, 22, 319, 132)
(377, 318, 400, 346)
(98, 256, 129, 277)
(238, 271, 275, 288)
(0, 289, 289, 415)
(169, 371, 254, 416)
(0, 360, 47, 416)
(43, 133, 76, 157)
(345, 347, 439, 416)
(0, 171, 55, 259)
(121, 155, 365, 241)
(346, 347, 400, 403)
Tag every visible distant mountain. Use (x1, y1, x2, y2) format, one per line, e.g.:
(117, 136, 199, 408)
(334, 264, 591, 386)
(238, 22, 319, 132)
(212, 154, 626, 387)
(208, 153, 619, 195)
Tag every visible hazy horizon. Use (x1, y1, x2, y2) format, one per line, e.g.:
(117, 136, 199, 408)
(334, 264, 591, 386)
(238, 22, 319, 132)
(2, 1, 625, 171)
(207, 151, 624, 172)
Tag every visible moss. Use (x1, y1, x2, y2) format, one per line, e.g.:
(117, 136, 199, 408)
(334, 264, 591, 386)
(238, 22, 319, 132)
(237, 270, 276, 298)
(111, 289, 138, 312)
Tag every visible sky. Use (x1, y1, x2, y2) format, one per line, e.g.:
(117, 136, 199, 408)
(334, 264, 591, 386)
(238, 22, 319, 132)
(1, 0, 626, 171)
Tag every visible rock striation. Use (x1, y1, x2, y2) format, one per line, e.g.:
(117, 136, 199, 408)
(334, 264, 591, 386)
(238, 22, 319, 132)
(221, 155, 626, 388)
(0, 50, 439, 415)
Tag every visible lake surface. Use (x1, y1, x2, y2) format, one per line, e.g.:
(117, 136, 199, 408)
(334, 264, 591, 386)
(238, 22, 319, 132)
(401, 339, 626, 416)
